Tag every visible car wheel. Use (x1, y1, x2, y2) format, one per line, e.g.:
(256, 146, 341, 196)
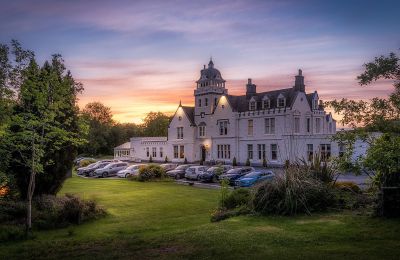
(102, 172, 107, 178)
(125, 174, 129, 178)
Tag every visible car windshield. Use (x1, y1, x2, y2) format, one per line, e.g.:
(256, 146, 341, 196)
(243, 172, 260, 178)
(176, 165, 189, 170)
(98, 163, 109, 168)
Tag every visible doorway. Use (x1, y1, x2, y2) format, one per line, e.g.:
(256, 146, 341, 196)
(201, 145, 206, 162)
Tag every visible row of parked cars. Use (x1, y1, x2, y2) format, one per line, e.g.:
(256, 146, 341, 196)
(76, 160, 275, 187)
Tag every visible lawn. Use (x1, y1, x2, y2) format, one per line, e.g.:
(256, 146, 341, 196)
(1, 175, 399, 259)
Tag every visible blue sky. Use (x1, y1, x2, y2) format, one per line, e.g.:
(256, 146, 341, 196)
(1, 0, 399, 123)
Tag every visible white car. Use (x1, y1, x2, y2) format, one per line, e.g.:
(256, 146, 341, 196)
(184, 166, 209, 180)
(116, 164, 146, 178)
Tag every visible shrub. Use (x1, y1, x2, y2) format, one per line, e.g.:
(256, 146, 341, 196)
(164, 156, 168, 163)
(222, 188, 251, 209)
(137, 164, 166, 182)
(252, 165, 335, 216)
(245, 158, 250, 166)
(0, 199, 26, 224)
(149, 156, 153, 163)
(33, 194, 106, 229)
(184, 158, 188, 164)
(334, 181, 361, 194)
(262, 157, 267, 168)
(300, 154, 338, 184)
(0, 225, 25, 242)
(79, 159, 97, 168)
(232, 157, 237, 166)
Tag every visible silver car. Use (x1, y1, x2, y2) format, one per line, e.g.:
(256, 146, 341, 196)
(116, 164, 146, 178)
(159, 163, 178, 172)
(184, 166, 209, 180)
(94, 162, 129, 178)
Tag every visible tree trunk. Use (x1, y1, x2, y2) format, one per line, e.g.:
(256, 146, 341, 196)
(26, 137, 36, 233)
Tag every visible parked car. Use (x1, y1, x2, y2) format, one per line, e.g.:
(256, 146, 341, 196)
(219, 167, 255, 185)
(166, 164, 195, 179)
(81, 162, 112, 177)
(159, 163, 178, 172)
(198, 165, 233, 182)
(185, 166, 209, 180)
(94, 162, 129, 178)
(74, 157, 96, 166)
(235, 170, 275, 187)
(77, 162, 98, 175)
(116, 164, 146, 178)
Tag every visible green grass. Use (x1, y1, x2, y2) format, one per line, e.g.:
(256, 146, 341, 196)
(1, 175, 400, 259)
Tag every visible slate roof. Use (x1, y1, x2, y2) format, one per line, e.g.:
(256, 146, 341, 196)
(225, 88, 304, 112)
(181, 106, 195, 125)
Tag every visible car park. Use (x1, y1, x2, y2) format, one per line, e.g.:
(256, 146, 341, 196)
(198, 165, 233, 183)
(117, 164, 146, 178)
(94, 162, 129, 178)
(159, 163, 178, 172)
(235, 170, 275, 187)
(166, 164, 195, 179)
(219, 167, 255, 185)
(184, 166, 209, 180)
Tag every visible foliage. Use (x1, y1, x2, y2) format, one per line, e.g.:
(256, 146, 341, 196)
(137, 164, 166, 182)
(326, 50, 400, 190)
(0, 194, 105, 237)
(232, 157, 237, 166)
(141, 112, 170, 137)
(262, 157, 267, 168)
(252, 165, 335, 215)
(184, 157, 188, 164)
(78, 158, 97, 168)
(222, 188, 251, 209)
(164, 156, 168, 163)
(149, 156, 153, 163)
(364, 134, 400, 187)
(245, 158, 250, 166)
(334, 181, 361, 194)
(299, 153, 339, 184)
(218, 179, 230, 208)
(0, 225, 26, 242)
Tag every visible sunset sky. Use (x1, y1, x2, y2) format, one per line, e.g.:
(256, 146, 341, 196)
(1, 0, 399, 124)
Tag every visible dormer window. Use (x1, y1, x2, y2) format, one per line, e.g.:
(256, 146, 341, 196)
(249, 101, 256, 111)
(277, 96, 286, 108)
(262, 97, 270, 109)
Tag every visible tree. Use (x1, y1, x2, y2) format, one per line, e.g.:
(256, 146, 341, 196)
(81, 102, 114, 155)
(142, 112, 170, 137)
(0, 41, 85, 231)
(327, 50, 400, 188)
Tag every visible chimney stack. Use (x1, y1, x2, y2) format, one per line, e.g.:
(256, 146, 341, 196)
(294, 69, 305, 92)
(246, 78, 256, 98)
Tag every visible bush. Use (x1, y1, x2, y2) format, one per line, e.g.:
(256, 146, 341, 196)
(245, 158, 250, 166)
(164, 156, 168, 163)
(232, 157, 237, 166)
(334, 181, 361, 194)
(262, 157, 267, 168)
(0, 199, 26, 224)
(252, 165, 335, 215)
(149, 156, 153, 163)
(0, 225, 25, 242)
(184, 158, 188, 164)
(137, 164, 166, 182)
(79, 158, 97, 168)
(301, 154, 338, 184)
(222, 188, 251, 209)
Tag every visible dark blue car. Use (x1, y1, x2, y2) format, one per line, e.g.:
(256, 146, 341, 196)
(219, 167, 255, 185)
(235, 171, 275, 187)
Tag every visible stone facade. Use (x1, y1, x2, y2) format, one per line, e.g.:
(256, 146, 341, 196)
(115, 59, 338, 166)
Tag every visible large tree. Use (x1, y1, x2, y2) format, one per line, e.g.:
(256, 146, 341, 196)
(142, 111, 170, 137)
(327, 50, 400, 188)
(0, 41, 86, 230)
